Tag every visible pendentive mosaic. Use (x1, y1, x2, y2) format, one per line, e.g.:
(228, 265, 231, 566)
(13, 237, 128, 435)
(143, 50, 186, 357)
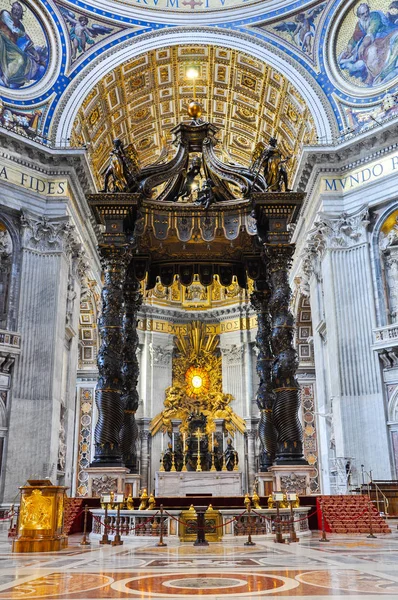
(335, 0, 398, 89)
(0, 1, 50, 89)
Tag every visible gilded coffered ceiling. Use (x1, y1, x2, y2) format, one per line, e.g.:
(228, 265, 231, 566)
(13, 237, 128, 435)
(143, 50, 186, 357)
(72, 45, 316, 190)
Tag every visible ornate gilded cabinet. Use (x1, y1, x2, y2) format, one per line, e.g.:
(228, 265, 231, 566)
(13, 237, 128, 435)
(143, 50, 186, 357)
(12, 480, 68, 553)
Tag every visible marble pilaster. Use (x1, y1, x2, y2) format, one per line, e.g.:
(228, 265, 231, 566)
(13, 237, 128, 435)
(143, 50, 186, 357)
(302, 206, 392, 482)
(3, 213, 77, 501)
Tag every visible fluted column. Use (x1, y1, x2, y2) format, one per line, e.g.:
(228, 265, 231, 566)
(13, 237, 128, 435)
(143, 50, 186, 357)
(120, 276, 142, 472)
(266, 244, 305, 464)
(251, 280, 277, 470)
(245, 428, 257, 491)
(140, 428, 151, 489)
(92, 246, 131, 466)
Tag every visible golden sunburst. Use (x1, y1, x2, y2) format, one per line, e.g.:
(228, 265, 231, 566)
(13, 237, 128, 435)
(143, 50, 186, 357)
(185, 365, 210, 397)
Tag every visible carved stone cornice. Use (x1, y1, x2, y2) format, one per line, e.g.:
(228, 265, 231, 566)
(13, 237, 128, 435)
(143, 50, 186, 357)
(0, 129, 94, 195)
(295, 121, 398, 194)
(137, 303, 255, 325)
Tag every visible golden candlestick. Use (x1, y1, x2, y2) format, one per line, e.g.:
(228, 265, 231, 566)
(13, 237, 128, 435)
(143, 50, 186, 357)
(195, 428, 202, 472)
(181, 445, 188, 472)
(159, 452, 165, 472)
(170, 452, 177, 472)
(233, 451, 239, 471)
(210, 451, 216, 472)
(221, 453, 227, 471)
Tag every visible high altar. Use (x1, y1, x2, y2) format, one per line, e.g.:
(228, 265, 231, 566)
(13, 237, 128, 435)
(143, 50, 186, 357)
(150, 321, 246, 496)
(84, 101, 314, 499)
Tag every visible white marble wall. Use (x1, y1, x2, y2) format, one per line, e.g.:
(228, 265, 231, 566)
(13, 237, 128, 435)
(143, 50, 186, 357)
(137, 321, 173, 489)
(220, 324, 258, 491)
(0, 139, 99, 504)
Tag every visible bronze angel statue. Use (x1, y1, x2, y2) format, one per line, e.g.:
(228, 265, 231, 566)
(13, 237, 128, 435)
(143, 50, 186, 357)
(250, 138, 291, 192)
(101, 139, 140, 193)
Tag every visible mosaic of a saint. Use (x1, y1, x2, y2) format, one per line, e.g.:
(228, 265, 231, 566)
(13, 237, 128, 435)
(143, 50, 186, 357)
(337, 1, 398, 87)
(0, 1, 49, 89)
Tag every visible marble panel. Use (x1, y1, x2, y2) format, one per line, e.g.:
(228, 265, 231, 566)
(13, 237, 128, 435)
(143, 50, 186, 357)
(155, 470, 243, 496)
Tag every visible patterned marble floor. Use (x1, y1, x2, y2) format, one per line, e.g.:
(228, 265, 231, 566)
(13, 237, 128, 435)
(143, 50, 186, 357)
(0, 525, 397, 599)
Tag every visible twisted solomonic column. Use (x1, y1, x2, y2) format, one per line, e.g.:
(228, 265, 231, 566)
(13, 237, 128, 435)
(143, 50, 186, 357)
(92, 246, 131, 466)
(266, 244, 306, 464)
(251, 279, 277, 470)
(120, 275, 143, 472)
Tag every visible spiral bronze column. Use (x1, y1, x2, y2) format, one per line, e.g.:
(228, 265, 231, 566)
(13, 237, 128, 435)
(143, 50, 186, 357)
(120, 274, 143, 472)
(251, 278, 277, 470)
(92, 246, 131, 466)
(266, 244, 306, 464)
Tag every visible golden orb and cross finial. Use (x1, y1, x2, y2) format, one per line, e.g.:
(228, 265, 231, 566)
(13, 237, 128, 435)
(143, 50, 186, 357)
(187, 100, 203, 120)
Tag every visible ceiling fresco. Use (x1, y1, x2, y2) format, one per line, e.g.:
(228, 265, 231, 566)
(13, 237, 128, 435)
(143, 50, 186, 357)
(71, 45, 316, 189)
(108, 0, 262, 12)
(55, 0, 317, 21)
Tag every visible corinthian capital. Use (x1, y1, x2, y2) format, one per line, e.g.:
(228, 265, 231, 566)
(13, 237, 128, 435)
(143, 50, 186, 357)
(314, 205, 370, 250)
(20, 211, 75, 254)
(300, 205, 370, 293)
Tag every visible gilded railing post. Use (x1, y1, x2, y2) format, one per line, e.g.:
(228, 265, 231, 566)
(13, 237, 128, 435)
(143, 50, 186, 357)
(92, 245, 131, 466)
(266, 244, 306, 464)
(120, 273, 142, 472)
(250, 278, 277, 470)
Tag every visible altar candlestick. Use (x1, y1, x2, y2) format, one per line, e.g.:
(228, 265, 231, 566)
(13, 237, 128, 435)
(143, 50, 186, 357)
(183, 433, 186, 450)
(212, 433, 214, 452)
(172, 433, 174, 452)
(161, 432, 164, 452)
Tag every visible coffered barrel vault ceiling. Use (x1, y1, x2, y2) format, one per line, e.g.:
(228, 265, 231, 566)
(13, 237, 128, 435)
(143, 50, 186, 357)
(71, 45, 316, 190)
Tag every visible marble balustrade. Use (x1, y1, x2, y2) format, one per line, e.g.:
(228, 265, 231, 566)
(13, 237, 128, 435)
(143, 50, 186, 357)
(89, 507, 312, 541)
